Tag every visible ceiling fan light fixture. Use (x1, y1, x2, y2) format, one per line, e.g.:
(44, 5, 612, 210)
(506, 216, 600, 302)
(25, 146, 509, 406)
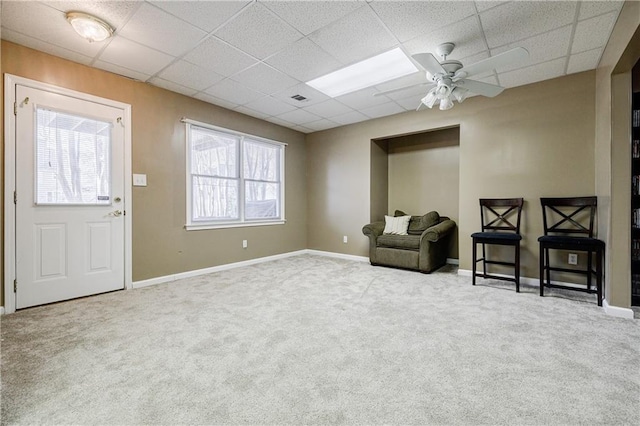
(452, 87, 469, 103)
(439, 97, 454, 111)
(66, 11, 114, 42)
(421, 89, 438, 109)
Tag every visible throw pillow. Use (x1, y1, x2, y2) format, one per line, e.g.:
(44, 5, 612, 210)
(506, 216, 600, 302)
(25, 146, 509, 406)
(383, 215, 411, 235)
(395, 210, 441, 235)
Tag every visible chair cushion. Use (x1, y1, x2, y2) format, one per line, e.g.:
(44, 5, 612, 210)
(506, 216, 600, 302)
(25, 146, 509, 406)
(377, 234, 421, 250)
(395, 210, 440, 235)
(471, 231, 522, 241)
(538, 235, 605, 248)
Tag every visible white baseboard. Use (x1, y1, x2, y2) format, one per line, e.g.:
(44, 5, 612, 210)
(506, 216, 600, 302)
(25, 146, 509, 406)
(0, 306, 4, 315)
(133, 250, 308, 289)
(458, 269, 636, 319)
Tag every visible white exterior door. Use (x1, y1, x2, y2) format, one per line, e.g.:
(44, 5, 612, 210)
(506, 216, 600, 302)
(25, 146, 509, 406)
(14, 84, 126, 309)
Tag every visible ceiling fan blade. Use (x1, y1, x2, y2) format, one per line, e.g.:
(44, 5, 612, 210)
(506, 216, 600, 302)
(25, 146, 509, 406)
(412, 52, 447, 76)
(455, 47, 529, 79)
(455, 79, 505, 97)
(373, 82, 435, 97)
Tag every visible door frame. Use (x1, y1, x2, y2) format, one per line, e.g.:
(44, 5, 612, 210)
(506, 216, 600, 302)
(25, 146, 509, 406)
(3, 74, 133, 314)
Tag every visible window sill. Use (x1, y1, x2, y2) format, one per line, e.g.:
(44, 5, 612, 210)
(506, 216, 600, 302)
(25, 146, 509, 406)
(185, 220, 286, 231)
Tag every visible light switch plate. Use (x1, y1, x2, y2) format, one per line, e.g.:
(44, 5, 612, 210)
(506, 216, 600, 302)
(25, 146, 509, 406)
(133, 174, 147, 187)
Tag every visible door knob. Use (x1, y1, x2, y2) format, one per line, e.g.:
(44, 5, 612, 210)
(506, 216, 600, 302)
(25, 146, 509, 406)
(109, 210, 122, 217)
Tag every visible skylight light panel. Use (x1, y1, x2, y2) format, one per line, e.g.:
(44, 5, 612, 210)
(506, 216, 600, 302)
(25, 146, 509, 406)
(306, 48, 418, 98)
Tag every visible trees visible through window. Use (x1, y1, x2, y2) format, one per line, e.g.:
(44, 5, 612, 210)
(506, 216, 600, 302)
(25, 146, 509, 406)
(186, 121, 285, 228)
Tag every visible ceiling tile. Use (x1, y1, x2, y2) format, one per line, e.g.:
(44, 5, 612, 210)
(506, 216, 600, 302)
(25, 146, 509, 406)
(263, 1, 363, 35)
(148, 77, 198, 97)
(292, 125, 314, 134)
(234, 106, 271, 120)
(309, 6, 397, 64)
(371, 1, 476, 42)
(335, 87, 393, 110)
(1, 28, 94, 66)
(93, 60, 151, 81)
(214, 2, 302, 60)
(490, 25, 573, 73)
(395, 93, 426, 111)
(276, 109, 322, 125)
(265, 38, 342, 82)
(99, 37, 175, 77)
(150, 0, 251, 32)
(242, 96, 298, 117)
(578, 1, 623, 20)
(402, 15, 486, 63)
(231, 63, 300, 95)
(193, 93, 239, 110)
(304, 119, 340, 132)
(302, 99, 355, 118)
(41, 1, 140, 30)
(330, 110, 370, 125)
(182, 37, 257, 77)
(360, 102, 405, 119)
(567, 48, 602, 74)
(475, 1, 509, 13)
(374, 72, 433, 101)
(118, 2, 206, 56)
(265, 116, 295, 127)
(203, 79, 264, 105)
(481, 1, 578, 48)
(157, 60, 225, 91)
(272, 83, 331, 108)
(498, 57, 566, 88)
(571, 11, 618, 54)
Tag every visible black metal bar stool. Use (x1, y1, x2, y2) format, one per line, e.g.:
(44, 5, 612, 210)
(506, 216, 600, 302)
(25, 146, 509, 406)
(538, 196, 605, 306)
(471, 198, 524, 292)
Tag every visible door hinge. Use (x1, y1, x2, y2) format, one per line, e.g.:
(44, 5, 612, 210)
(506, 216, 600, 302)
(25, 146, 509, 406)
(14, 191, 17, 204)
(14, 101, 17, 115)
(13, 279, 17, 293)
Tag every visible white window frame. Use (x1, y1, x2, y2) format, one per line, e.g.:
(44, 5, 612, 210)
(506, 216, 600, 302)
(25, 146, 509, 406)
(183, 118, 286, 230)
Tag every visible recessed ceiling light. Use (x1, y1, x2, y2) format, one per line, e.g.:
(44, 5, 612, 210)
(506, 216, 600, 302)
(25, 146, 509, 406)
(306, 48, 418, 98)
(66, 11, 114, 43)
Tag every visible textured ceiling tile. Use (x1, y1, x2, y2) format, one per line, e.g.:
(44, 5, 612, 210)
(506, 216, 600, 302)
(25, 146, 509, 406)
(204, 79, 264, 105)
(265, 38, 342, 82)
(148, 77, 198, 97)
(490, 25, 573, 73)
(302, 99, 355, 118)
(373, 71, 433, 101)
(263, 1, 363, 35)
(194, 93, 240, 110)
(309, 6, 397, 64)
(475, 1, 509, 12)
(567, 48, 602, 74)
(214, 2, 302, 59)
(234, 105, 272, 120)
(402, 15, 486, 62)
(1, 28, 94, 65)
(330, 110, 370, 125)
(481, 1, 578, 48)
(578, 1, 623, 20)
(93, 60, 151, 81)
(265, 116, 295, 127)
(157, 60, 225, 91)
(371, 1, 476, 42)
(231, 63, 300, 95)
(276, 109, 322, 125)
(41, 1, 140, 30)
(150, 0, 251, 32)
(118, 2, 206, 56)
(182, 37, 257, 77)
(272, 83, 331, 108)
(360, 101, 405, 119)
(571, 11, 618, 54)
(304, 119, 340, 132)
(498, 57, 566, 88)
(335, 87, 392, 110)
(242, 96, 298, 117)
(99, 37, 175, 76)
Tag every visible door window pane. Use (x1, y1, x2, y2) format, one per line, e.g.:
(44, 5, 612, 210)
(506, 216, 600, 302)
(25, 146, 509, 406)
(36, 107, 111, 205)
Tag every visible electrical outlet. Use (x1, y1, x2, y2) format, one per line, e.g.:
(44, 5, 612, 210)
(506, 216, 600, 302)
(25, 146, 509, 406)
(568, 253, 578, 265)
(343, 235, 348, 244)
(242, 240, 247, 249)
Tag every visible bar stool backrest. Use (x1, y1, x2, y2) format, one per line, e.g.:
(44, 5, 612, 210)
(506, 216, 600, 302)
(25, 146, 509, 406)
(479, 198, 524, 234)
(540, 196, 597, 238)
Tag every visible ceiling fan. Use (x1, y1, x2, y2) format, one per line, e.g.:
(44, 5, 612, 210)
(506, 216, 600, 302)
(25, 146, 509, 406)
(375, 43, 529, 110)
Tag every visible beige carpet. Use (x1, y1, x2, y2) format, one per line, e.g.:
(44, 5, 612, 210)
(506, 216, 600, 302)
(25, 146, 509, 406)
(1, 254, 639, 425)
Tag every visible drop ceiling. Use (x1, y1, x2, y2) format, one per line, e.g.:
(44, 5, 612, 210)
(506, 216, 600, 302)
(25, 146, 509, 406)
(1, 1, 623, 133)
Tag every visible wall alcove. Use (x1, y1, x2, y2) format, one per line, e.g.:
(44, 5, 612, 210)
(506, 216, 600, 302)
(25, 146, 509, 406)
(370, 126, 460, 261)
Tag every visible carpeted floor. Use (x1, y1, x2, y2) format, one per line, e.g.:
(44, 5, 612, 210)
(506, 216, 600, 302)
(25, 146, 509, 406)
(1, 254, 639, 425)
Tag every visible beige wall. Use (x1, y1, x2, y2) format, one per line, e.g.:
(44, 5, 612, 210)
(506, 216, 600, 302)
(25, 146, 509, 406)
(385, 127, 460, 259)
(307, 71, 596, 281)
(595, 1, 640, 307)
(1, 41, 307, 285)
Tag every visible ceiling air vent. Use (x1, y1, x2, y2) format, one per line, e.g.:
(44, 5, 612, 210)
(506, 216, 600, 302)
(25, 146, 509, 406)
(290, 94, 308, 102)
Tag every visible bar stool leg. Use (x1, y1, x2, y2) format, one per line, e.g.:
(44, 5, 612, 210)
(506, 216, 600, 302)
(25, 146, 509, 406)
(515, 243, 520, 293)
(472, 239, 477, 286)
(596, 247, 603, 307)
(539, 244, 545, 297)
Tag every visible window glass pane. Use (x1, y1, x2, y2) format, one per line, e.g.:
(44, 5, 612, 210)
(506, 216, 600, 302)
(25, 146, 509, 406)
(245, 181, 280, 219)
(243, 140, 279, 181)
(192, 176, 239, 221)
(36, 107, 111, 205)
(191, 127, 237, 177)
